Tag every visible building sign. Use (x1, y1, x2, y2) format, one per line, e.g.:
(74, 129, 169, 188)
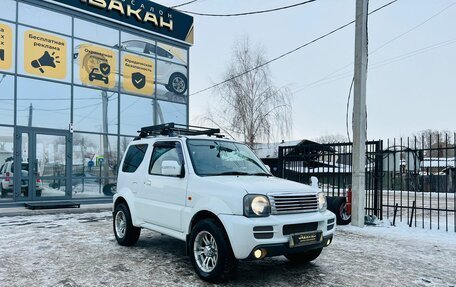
(0, 22, 13, 71)
(79, 44, 116, 89)
(24, 30, 67, 79)
(46, 0, 194, 45)
(122, 54, 154, 96)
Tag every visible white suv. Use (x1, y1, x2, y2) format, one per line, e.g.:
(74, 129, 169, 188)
(113, 124, 336, 282)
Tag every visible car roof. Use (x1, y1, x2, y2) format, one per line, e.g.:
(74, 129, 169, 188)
(132, 135, 239, 145)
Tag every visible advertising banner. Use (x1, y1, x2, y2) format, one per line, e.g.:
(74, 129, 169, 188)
(45, 0, 194, 45)
(122, 54, 155, 96)
(24, 30, 67, 79)
(79, 44, 116, 89)
(0, 22, 12, 71)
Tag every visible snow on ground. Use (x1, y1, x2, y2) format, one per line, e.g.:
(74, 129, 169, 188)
(0, 212, 454, 287)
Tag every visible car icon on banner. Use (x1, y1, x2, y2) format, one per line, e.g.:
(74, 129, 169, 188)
(89, 67, 109, 84)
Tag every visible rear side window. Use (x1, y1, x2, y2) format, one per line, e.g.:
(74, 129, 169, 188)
(122, 144, 148, 173)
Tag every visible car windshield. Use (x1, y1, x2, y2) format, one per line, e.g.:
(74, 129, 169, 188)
(186, 139, 270, 176)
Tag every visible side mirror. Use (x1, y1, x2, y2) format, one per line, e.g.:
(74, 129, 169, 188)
(161, 160, 182, 177)
(310, 176, 319, 188)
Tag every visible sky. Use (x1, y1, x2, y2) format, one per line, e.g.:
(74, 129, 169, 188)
(159, 0, 456, 142)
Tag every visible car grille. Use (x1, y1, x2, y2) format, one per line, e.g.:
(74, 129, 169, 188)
(269, 194, 318, 214)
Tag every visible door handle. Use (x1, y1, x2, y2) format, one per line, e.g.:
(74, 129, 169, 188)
(144, 180, 152, 186)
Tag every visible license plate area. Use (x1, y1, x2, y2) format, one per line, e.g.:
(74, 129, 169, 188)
(289, 231, 323, 248)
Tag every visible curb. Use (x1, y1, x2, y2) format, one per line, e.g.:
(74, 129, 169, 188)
(0, 204, 112, 217)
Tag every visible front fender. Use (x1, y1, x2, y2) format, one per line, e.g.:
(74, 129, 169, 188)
(183, 196, 236, 235)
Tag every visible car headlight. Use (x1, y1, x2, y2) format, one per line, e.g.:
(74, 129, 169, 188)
(243, 195, 271, 217)
(318, 192, 327, 212)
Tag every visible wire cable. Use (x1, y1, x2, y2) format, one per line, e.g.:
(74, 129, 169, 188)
(290, 1, 456, 94)
(190, 0, 398, 97)
(171, 0, 199, 9)
(178, 0, 316, 17)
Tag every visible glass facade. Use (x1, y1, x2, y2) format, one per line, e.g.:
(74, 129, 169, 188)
(0, 0, 190, 202)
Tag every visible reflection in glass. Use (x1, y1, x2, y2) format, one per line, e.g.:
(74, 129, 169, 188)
(156, 101, 187, 125)
(0, 127, 14, 201)
(72, 133, 118, 178)
(39, 179, 66, 197)
(119, 136, 134, 160)
(36, 134, 67, 177)
(17, 77, 71, 129)
(18, 3, 72, 35)
(119, 32, 156, 58)
(72, 177, 116, 198)
(156, 60, 188, 102)
(73, 87, 118, 133)
(74, 18, 119, 47)
(0, 74, 14, 125)
(0, 0, 16, 22)
(120, 95, 155, 136)
(157, 42, 188, 66)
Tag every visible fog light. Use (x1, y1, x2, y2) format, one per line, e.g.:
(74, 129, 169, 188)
(326, 238, 332, 246)
(253, 248, 267, 259)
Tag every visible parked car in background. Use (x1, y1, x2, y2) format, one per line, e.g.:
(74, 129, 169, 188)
(0, 158, 43, 198)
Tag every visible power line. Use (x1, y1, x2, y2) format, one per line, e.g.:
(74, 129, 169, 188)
(290, 1, 456, 93)
(178, 0, 316, 17)
(171, 0, 199, 9)
(190, 0, 398, 97)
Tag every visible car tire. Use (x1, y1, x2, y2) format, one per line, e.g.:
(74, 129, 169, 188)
(113, 203, 141, 246)
(167, 73, 187, 95)
(333, 197, 351, 225)
(285, 247, 323, 264)
(189, 219, 238, 283)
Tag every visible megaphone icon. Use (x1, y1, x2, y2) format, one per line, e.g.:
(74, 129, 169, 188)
(31, 51, 60, 74)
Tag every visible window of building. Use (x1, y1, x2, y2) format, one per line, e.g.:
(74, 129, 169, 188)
(122, 144, 148, 173)
(74, 18, 119, 47)
(16, 77, 71, 129)
(120, 32, 156, 58)
(73, 86, 118, 134)
(0, 74, 14, 126)
(120, 94, 155, 136)
(156, 101, 187, 125)
(0, 0, 16, 22)
(18, 3, 72, 36)
(0, 21, 16, 73)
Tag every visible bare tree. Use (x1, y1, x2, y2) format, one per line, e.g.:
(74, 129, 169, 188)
(314, 134, 347, 144)
(206, 37, 292, 148)
(412, 129, 455, 157)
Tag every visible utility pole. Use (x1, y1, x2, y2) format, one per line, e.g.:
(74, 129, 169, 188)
(101, 91, 110, 185)
(28, 103, 33, 127)
(352, 0, 368, 227)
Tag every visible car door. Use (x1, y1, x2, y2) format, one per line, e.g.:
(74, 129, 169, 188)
(141, 140, 187, 231)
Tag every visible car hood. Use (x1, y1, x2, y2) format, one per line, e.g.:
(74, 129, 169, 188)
(199, 176, 318, 195)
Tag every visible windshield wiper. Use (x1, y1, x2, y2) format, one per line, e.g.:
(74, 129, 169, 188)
(215, 171, 251, 176)
(249, 172, 272, 176)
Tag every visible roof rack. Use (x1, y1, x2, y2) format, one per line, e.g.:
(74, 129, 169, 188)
(135, 123, 224, 139)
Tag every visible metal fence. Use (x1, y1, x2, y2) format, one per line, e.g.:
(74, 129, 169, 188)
(276, 135, 455, 232)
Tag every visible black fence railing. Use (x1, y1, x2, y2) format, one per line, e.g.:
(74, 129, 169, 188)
(276, 135, 455, 232)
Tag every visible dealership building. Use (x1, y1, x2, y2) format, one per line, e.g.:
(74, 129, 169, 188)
(0, 0, 193, 205)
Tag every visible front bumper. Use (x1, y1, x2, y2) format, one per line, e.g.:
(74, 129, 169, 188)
(219, 210, 336, 259)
